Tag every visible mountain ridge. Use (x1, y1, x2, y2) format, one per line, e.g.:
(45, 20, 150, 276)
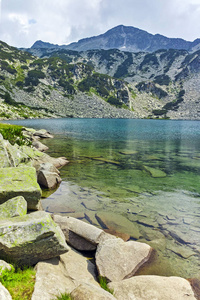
(31, 25, 200, 53)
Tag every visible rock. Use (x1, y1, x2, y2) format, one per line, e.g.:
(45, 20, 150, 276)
(70, 283, 117, 300)
(33, 129, 54, 139)
(0, 282, 12, 300)
(0, 211, 69, 265)
(95, 238, 152, 282)
(53, 215, 104, 250)
(143, 165, 167, 178)
(108, 275, 197, 300)
(37, 162, 62, 189)
(0, 166, 42, 211)
(0, 139, 29, 168)
(32, 139, 49, 152)
(0, 196, 27, 218)
(104, 229, 130, 241)
(0, 260, 13, 275)
(96, 211, 141, 239)
(33, 153, 69, 170)
(32, 247, 99, 300)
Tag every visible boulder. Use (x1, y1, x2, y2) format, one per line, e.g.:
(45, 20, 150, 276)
(0, 138, 29, 168)
(0, 260, 13, 275)
(70, 283, 117, 300)
(108, 275, 197, 300)
(53, 215, 105, 250)
(32, 247, 99, 300)
(0, 282, 12, 300)
(0, 196, 27, 218)
(95, 238, 152, 282)
(37, 162, 62, 189)
(0, 166, 42, 211)
(32, 139, 49, 152)
(33, 129, 54, 139)
(143, 165, 167, 178)
(0, 211, 69, 265)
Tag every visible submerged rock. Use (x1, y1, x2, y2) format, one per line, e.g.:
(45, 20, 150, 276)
(95, 211, 141, 240)
(95, 238, 152, 282)
(108, 275, 197, 300)
(0, 166, 42, 211)
(143, 165, 167, 178)
(0, 211, 69, 265)
(0, 196, 27, 218)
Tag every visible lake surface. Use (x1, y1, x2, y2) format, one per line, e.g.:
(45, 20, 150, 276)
(8, 118, 200, 279)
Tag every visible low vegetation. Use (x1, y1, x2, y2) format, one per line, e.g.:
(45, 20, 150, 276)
(0, 266, 35, 300)
(0, 123, 31, 146)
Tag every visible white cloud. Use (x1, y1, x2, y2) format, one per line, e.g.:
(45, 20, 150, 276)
(0, 0, 200, 48)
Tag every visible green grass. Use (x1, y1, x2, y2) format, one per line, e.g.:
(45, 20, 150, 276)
(0, 123, 31, 146)
(55, 292, 72, 300)
(0, 266, 35, 300)
(98, 276, 114, 294)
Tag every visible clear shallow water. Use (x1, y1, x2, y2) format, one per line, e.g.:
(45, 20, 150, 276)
(8, 118, 200, 279)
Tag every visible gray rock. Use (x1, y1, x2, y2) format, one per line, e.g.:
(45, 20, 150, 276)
(108, 275, 197, 300)
(95, 238, 152, 282)
(70, 283, 117, 300)
(0, 260, 13, 275)
(0, 166, 42, 211)
(0, 196, 27, 218)
(37, 162, 62, 189)
(0, 282, 12, 300)
(32, 139, 49, 152)
(0, 211, 69, 265)
(53, 215, 104, 250)
(32, 247, 99, 300)
(33, 129, 54, 139)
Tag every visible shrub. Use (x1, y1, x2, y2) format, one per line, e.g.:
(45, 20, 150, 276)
(0, 123, 31, 146)
(107, 96, 122, 107)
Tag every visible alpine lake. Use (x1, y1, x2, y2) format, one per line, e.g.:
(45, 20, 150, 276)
(8, 118, 200, 280)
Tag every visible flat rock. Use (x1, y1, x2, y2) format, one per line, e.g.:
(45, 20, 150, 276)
(95, 238, 152, 282)
(0, 166, 42, 211)
(96, 211, 141, 239)
(32, 248, 99, 300)
(143, 165, 167, 178)
(108, 275, 197, 300)
(0, 282, 12, 300)
(71, 283, 117, 300)
(0, 196, 27, 218)
(0, 211, 69, 265)
(33, 129, 54, 139)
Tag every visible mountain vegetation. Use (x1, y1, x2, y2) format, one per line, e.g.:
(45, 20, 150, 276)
(1, 24, 200, 120)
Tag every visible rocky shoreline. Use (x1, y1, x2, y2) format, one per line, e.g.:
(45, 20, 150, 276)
(0, 129, 199, 299)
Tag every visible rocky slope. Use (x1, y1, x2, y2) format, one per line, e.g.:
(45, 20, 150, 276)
(31, 25, 200, 53)
(26, 46, 200, 120)
(0, 41, 135, 119)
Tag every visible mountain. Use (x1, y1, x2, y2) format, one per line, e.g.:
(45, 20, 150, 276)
(31, 25, 200, 53)
(0, 41, 135, 119)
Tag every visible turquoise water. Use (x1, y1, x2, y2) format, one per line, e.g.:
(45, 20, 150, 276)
(8, 118, 200, 279)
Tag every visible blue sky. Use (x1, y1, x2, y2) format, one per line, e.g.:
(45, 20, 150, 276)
(0, 0, 200, 48)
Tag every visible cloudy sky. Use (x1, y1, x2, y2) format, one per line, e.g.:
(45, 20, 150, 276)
(0, 0, 200, 48)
